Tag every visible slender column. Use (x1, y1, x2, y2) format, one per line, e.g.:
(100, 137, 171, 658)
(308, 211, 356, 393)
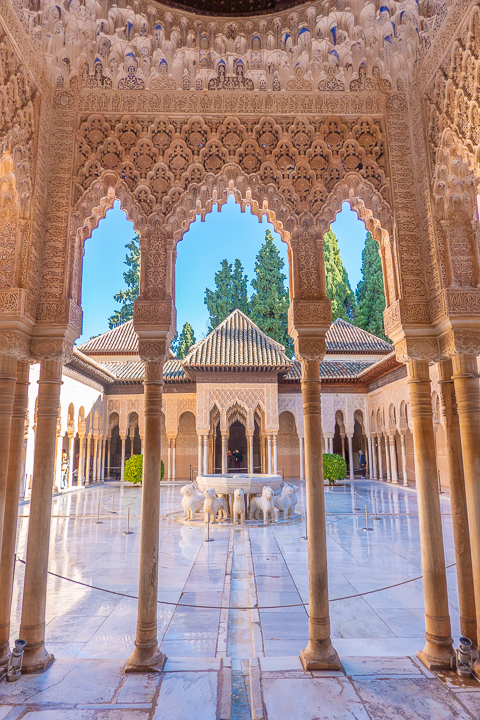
(273, 435, 278, 474)
(203, 434, 208, 474)
(105, 437, 110, 479)
(384, 434, 391, 482)
(67, 434, 75, 488)
(299, 436, 305, 481)
(389, 435, 398, 484)
(341, 435, 345, 459)
(249, 435, 254, 474)
(221, 434, 226, 474)
(93, 437, 98, 482)
(298, 354, 340, 670)
(0, 355, 17, 559)
(0, 362, 29, 665)
(101, 438, 106, 480)
(198, 435, 203, 475)
(126, 358, 166, 672)
(400, 434, 408, 486)
(371, 436, 378, 479)
(20, 360, 63, 672)
(367, 437, 373, 478)
(85, 435, 91, 484)
(55, 433, 63, 491)
(438, 358, 477, 645)
(78, 436, 85, 485)
(347, 435, 354, 480)
(167, 440, 172, 481)
(172, 438, 176, 481)
(267, 436, 272, 473)
(120, 436, 126, 480)
(451, 354, 480, 659)
(407, 359, 453, 669)
(377, 435, 383, 480)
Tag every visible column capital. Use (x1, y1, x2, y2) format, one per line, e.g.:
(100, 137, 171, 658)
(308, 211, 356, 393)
(0, 330, 30, 361)
(395, 338, 438, 364)
(138, 341, 169, 363)
(294, 336, 326, 364)
(438, 331, 480, 360)
(30, 338, 73, 364)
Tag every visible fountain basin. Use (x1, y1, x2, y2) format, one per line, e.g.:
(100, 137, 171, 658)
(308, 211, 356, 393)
(196, 473, 282, 495)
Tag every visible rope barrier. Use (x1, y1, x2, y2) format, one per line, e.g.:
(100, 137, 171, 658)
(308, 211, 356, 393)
(15, 557, 456, 612)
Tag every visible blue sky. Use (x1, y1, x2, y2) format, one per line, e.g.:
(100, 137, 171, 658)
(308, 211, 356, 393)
(78, 199, 367, 344)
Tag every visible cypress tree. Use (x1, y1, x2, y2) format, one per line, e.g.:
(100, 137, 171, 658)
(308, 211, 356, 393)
(176, 322, 196, 358)
(355, 231, 389, 341)
(204, 259, 249, 331)
(108, 234, 140, 328)
(323, 229, 356, 322)
(250, 229, 293, 356)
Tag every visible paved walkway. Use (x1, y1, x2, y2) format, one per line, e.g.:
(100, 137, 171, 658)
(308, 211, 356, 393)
(1, 479, 478, 718)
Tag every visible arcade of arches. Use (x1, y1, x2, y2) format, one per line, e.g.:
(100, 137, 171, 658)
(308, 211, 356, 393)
(1, 0, 480, 700)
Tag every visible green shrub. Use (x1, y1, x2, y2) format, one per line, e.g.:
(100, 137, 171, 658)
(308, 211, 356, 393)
(323, 453, 347, 485)
(124, 455, 165, 485)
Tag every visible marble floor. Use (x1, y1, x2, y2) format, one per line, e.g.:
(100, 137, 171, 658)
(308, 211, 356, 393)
(1, 478, 479, 718)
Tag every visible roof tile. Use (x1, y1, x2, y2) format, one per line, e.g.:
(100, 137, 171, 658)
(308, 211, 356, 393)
(325, 318, 391, 353)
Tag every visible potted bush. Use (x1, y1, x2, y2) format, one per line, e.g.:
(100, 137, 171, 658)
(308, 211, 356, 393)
(323, 453, 347, 486)
(124, 454, 165, 485)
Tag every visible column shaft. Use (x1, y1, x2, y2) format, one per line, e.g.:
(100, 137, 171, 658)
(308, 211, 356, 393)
(407, 359, 453, 669)
(167, 441, 171, 481)
(120, 437, 126, 481)
(273, 435, 278, 474)
(126, 361, 165, 671)
(20, 361, 63, 672)
(348, 436, 354, 480)
(299, 437, 305, 481)
(249, 435, 254, 474)
(438, 359, 476, 645)
(172, 439, 176, 481)
(105, 438, 110, 479)
(0, 362, 29, 665)
(400, 435, 408, 487)
(78, 436, 85, 485)
(267, 436, 272, 474)
(389, 435, 398, 484)
(372, 436, 378, 479)
(198, 435, 203, 476)
(67, 435, 75, 488)
(0, 356, 17, 560)
(203, 435, 208, 474)
(221, 435, 226, 474)
(378, 436, 383, 480)
(85, 435, 91, 484)
(300, 359, 340, 670)
(451, 354, 480, 655)
(384, 434, 391, 481)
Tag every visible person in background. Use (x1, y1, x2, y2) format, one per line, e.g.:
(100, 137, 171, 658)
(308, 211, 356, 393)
(359, 448, 366, 478)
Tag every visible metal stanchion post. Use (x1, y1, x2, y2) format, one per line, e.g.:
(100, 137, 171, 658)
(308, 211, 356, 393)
(123, 507, 133, 535)
(363, 504, 373, 531)
(354, 491, 359, 511)
(204, 513, 214, 542)
(94, 501, 102, 524)
(301, 510, 308, 541)
(111, 495, 117, 514)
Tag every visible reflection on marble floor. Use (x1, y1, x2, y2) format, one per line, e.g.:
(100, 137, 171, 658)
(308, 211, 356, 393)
(10, 479, 461, 661)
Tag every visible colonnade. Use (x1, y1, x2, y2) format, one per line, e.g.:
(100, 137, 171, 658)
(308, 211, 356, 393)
(1, 346, 480, 676)
(368, 432, 408, 486)
(195, 430, 283, 476)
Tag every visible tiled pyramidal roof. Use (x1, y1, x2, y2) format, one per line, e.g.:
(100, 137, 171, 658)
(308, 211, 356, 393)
(78, 320, 138, 353)
(326, 318, 391, 354)
(101, 359, 188, 383)
(183, 309, 292, 370)
(285, 360, 374, 382)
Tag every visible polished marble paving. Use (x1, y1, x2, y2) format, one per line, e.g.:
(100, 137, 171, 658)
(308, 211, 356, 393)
(2, 478, 478, 718)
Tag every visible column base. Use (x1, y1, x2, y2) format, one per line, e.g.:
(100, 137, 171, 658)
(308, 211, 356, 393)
(300, 640, 341, 671)
(417, 636, 454, 671)
(125, 643, 166, 673)
(21, 643, 55, 673)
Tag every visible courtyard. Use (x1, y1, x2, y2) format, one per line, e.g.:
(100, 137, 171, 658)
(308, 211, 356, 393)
(2, 479, 479, 718)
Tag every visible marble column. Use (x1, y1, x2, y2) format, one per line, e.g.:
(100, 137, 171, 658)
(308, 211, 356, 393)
(248, 435, 254, 474)
(198, 435, 203, 476)
(347, 435, 354, 480)
(299, 437, 305, 481)
(67, 434, 75, 488)
(400, 434, 408, 486)
(85, 435, 91, 484)
(0, 361, 29, 665)
(341, 435, 345, 459)
(93, 437, 98, 482)
(377, 435, 383, 480)
(367, 437, 373, 478)
(451, 354, 480, 658)
(273, 435, 278, 474)
(203, 434, 208, 474)
(172, 438, 176, 481)
(0, 355, 17, 559)
(371, 436, 378, 479)
(126, 359, 166, 672)
(267, 436, 272, 474)
(438, 358, 476, 645)
(407, 359, 453, 669)
(101, 438, 106, 480)
(120, 436, 126, 480)
(20, 360, 63, 672)
(384, 434, 391, 482)
(78, 436, 85, 485)
(105, 437, 110, 479)
(54, 433, 63, 491)
(221, 434, 226, 474)
(389, 435, 398, 484)
(298, 353, 340, 670)
(167, 440, 172, 481)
